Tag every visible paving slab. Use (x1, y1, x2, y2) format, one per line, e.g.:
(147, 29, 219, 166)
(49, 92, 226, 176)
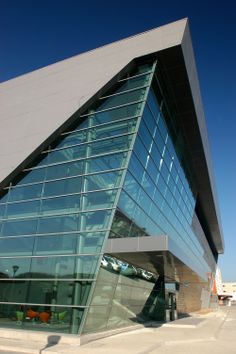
(162, 317, 206, 328)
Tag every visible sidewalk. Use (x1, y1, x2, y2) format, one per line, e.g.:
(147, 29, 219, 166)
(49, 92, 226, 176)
(0, 307, 231, 354)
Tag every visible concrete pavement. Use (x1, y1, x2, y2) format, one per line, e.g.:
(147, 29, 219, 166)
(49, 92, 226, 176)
(0, 307, 234, 353)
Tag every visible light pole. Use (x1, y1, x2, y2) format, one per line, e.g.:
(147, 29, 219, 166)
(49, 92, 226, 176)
(12, 265, 19, 278)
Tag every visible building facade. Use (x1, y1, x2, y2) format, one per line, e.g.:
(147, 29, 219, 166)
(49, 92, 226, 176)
(222, 283, 236, 301)
(0, 19, 223, 336)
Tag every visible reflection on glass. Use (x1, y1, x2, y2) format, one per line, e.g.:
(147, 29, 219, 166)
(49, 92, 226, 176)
(56, 130, 87, 149)
(16, 168, 46, 186)
(48, 145, 87, 165)
(6, 200, 40, 219)
(0, 257, 31, 278)
(81, 210, 112, 231)
(0, 204, 6, 219)
(46, 161, 84, 180)
(0, 61, 155, 335)
(0, 280, 91, 306)
(30, 255, 99, 279)
(83, 253, 158, 333)
(9, 184, 43, 202)
(0, 303, 74, 333)
(38, 215, 79, 234)
(96, 88, 146, 112)
(87, 152, 127, 173)
(43, 177, 82, 197)
(41, 195, 80, 216)
(90, 102, 142, 126)
(84, 171, 122, 191)
(83, 190, 116, 210)
(0, 237, 34, 256)
(1, 219, 38, 236)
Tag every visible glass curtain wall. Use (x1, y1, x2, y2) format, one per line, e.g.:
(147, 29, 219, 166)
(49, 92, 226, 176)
(111, 78, 214, 280)
(0, 62, 155, 333)
(83, 66, 217, 334)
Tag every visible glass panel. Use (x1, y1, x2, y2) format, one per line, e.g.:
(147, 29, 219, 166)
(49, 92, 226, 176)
(83, 255, 159, 333)
(147, 88, 161, 120)
(141, 172, 156, 199)
(83, 190, 116, 210)
(143, 105, 157, 134)
(117, 191, 136, 220)
(43, 177, 82, 197)
(147, 157, 159, 183)
(0, 303, 73, 333)
(17, 169, 46, 186)
(9, 184, 43, 202)
(0, 280, 92, 306)
(81, 210, 112, 231)
(1, 219, 38, 236)
(97, 88, 146, 111)
(47, 145, 87, 165)
(87, 152, 127, 173)
(0, 237, 34, 256)
(138, 119, 153, 152)
(115, 74, 151, 93)
(0, 258, 31, 278)
(133, 136, 148, 167)
(36, 279, 89, 306)
(128, 153, 144, 185)
(33, 232, 106, 255)
(6, 201, 40, 219)
(104, 73, 151, 98)
(41, 195, 80, 216)
(38, 215, 79, 234)
(55, 130, 87, 149)
(77, 232, 106, 254)
(34, 234, 77, 255)
(158, 116, 168, 141)
(133, 62, 153, 74)
(46, 160, 84, 180)
(90, 102, 143, 126)
(0, 204, 6, 219)
(110, 210, 132, 238)
(123, 171, 140, 201)
(82, 305, 111, 332)
(155, 133, 166, 158)
(30, 255, 99, 279)
(0, 193, 8, 204)
(84, 171, 122, 191)
(91, 119, 137, 140)
(90, 135, 132, 156)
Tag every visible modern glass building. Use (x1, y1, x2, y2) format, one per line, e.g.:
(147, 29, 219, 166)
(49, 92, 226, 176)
(0, 19, 223, 337)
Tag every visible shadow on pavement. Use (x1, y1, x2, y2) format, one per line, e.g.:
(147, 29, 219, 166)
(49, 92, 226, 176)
(39, 335, 61, 353)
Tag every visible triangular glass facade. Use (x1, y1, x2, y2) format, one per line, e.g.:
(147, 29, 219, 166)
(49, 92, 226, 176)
(82, 66, 214, 334)
(0, 61, 156, 333)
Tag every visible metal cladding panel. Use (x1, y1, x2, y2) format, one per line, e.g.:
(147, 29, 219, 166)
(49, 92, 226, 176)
(0, 19, 186, 187)
(180, 25, 224, 253)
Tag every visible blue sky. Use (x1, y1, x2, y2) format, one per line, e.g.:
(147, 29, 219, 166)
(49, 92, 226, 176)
(1, 0, 236, 281)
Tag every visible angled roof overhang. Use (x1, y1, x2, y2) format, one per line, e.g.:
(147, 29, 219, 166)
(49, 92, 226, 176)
(0, 18, 223, 253)
(105, 236, 209, 282)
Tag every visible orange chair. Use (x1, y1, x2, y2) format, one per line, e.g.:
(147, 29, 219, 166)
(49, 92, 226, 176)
(26, 308, 39, 321)
(39, 311, 51, 323)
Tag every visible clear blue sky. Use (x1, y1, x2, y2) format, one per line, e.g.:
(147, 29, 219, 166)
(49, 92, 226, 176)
(1, 0, 235, 281)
